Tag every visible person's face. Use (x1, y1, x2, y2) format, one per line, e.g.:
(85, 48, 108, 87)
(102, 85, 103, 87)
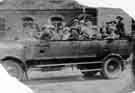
(112, 23, 116, 26)
(52, 21, 62, 28)
(49, 27, 55, 32)
(116, 18, 122, 23)
(63, 29, 69, 34)
(23, 20, 33, 27)
(73, 20, 79, 25)
(86, 21, 92, 26)
(80, 20, 85, 26)
(108, 24, 112, 27)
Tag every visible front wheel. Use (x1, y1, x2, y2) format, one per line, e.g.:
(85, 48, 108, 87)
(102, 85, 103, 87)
(103, 57, 123, 79)
(2, 60, 24, 81)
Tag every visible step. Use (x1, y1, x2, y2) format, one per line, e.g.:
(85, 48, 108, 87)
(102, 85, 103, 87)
(33, 61, 102, 68)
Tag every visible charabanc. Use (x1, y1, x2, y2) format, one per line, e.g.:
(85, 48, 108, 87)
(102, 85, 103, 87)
(0, 0, 133, 80)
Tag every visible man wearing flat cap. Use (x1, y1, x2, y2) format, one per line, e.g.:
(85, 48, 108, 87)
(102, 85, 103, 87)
(116, 16, 125, 38)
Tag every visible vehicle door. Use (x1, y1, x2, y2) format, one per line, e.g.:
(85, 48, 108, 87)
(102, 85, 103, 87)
(48, 40, 77, 59)
(78, 40, 99, 58)
(118, 39, 131, 57)
(31, 40, 78, 59)
(97, 39, 120, 58)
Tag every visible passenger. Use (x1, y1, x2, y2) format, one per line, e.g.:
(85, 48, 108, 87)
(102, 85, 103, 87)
(93, 26, 102, 40)
(79, 20, 88, 40)
(72, 18, 80, 28)
(71, 18, 81, 31)
(62, 27, 71, 40)
(106, 21, 112, 35)
(111, 21, 120, 39)
(109, 21, 117, 31)
(57, 22, 65, 40)
(40, 32, 51, 41)
(40, 25, 51, 40)
(105, 21, 120, 39)
(100, 24, 108, 39)
(86, 20, 95, 38)
(70, 18, 80, 40)
(22, 17, 40, 40)
(41, 24, 50, 33)
(80, 20, 85, 27)
(49, 16, 65, 40)
(48, 25, 61, 40)
(69, 28, 80, 40)
(115, 16, 125, 38)
(79, 20, 94, 40)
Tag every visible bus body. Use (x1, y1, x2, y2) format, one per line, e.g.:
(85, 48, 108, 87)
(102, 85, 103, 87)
(0, 0, 133, 80)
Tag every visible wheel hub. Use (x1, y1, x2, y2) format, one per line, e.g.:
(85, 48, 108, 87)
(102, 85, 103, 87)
(107, 61, 120, 73)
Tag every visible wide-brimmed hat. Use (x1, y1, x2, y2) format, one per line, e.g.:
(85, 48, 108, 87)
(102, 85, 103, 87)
(22, 17, 34, 22)
(50, 15, 64, 22)
(80, 20, 85, 23)
(116, 16, 123, 20)
(64, 27, 70, 31)
(73, 18, 79, 22)
(106, 20, 117, 24)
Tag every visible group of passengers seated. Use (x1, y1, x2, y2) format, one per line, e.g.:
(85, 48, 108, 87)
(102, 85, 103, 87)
(70, 18, 98, 40)
(101, 16, 125, 39)
(40, 17, 99, 41)
(22, 15, 126, 41)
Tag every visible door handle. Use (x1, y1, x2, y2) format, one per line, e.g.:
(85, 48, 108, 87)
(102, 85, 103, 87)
(39, 46, 49, 54)
(40, 49, 46, 53)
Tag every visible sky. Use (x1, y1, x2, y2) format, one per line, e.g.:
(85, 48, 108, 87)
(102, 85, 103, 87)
(76, 0, 135, 19)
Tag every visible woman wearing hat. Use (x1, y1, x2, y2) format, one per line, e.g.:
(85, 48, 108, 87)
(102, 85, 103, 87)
(22, 16, 40, 40)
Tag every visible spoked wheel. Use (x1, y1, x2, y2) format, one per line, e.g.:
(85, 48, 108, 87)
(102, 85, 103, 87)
(103, 57, 123, 79)
(2, 60, 24, 81)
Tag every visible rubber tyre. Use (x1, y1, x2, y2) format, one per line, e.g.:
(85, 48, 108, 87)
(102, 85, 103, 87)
(103, 57, 123, 79)
(2, 60, 24, 81)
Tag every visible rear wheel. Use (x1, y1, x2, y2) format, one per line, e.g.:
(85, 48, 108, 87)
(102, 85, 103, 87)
(102, 57, 123, 79)
(2, 60, 24, 81)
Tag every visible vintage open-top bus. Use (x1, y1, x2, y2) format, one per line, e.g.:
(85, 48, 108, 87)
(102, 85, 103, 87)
(0, 0, 133, 80)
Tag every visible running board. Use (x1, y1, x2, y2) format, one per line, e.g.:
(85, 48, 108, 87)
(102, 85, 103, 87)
(33, 61, 102, 68)
(30, 68, 102, 72)
(79, 69, 102, 72)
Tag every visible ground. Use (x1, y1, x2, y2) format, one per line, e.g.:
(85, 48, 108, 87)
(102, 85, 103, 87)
(24, 65, 133, 93)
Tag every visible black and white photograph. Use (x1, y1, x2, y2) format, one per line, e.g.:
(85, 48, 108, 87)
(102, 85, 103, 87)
(0, 0, 134, 93)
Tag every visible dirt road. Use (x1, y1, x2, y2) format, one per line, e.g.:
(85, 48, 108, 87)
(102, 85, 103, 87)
(24, 65, 133, 93)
